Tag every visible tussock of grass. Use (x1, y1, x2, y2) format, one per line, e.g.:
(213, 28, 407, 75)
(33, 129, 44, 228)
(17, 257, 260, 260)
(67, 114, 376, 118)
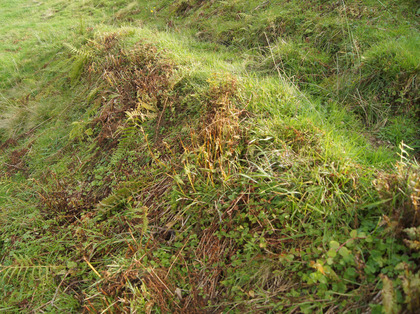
(1, 0, 419, 313)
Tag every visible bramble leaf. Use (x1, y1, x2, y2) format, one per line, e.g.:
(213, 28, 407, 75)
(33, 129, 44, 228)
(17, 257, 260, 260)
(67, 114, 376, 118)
(339, 247, 350, 258)
(327, 249, 337, 258)
(330, 240, 340, 250)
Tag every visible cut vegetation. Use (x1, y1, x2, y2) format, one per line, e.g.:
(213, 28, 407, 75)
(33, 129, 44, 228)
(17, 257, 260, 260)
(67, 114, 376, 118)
(0, 0, 419, 313)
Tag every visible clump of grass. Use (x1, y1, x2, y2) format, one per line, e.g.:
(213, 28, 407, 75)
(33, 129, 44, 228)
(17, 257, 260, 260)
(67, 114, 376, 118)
(330, 37, 419, 121)
(253, 38, 331, 86)
(322, 36, 420, 150)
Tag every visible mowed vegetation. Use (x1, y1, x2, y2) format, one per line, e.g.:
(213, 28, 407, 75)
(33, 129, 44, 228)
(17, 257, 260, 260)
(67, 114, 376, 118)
(0, 0, 419, 312)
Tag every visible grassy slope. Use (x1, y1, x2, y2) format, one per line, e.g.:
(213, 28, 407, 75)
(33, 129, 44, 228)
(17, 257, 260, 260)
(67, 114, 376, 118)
(0, 0, 419, 313)
(120, 0, 420, 151)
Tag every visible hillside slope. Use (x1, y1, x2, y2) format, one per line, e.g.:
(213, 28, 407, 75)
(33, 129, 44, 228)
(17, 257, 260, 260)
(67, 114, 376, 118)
(1, 0, 419, 312)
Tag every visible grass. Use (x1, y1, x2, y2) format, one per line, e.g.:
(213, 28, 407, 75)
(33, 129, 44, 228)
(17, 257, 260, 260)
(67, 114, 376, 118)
(1, 0, 419, 312)
(122, 0, 420, 151)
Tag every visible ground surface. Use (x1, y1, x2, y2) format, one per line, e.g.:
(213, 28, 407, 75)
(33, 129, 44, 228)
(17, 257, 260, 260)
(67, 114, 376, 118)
(0, 0, 419, 313)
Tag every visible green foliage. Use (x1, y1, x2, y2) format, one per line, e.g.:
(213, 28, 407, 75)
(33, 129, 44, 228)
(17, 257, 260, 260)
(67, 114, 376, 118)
(255, 38, 331, 85)
(114, 0, 420, 152)
(379, 115, 419, 149)
(0, 0, 419, 312)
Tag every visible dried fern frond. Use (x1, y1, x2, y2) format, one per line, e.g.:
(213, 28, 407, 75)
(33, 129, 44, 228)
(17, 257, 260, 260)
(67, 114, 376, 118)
(63, 42, 94, 59)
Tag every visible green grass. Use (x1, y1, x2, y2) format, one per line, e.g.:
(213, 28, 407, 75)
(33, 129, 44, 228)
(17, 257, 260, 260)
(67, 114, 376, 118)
(120, 0, 420, 151)
(1, 0, 419, 312)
